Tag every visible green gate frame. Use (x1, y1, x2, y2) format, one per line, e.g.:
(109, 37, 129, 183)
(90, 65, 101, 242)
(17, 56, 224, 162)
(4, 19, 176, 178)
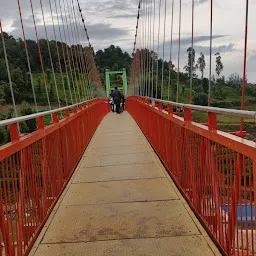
(105, 68, 128, 96)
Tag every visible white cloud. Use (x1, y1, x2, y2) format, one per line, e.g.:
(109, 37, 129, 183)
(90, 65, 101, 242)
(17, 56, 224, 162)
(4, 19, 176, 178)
(0, 0, 255, 81)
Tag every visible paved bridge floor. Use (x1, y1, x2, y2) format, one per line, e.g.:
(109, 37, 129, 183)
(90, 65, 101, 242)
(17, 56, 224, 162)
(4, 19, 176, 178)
(30, 112, 221, 256)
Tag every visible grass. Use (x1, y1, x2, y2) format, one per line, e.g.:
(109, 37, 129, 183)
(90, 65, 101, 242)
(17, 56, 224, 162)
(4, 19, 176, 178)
(159, 83, 256, 137)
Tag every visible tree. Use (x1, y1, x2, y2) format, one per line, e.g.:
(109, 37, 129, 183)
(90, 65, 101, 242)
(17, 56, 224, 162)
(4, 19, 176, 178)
(19, 101, 37, 133)
(197, 52, 206, 80)
(11, 68, 25, 88)
(215, 52, 224, 78)
(0, 81, 20, 103)
(45, 69, 51, 83)
(95, 45, 132, 75)
(0, 86, 6, 105)
(37, 78, 42, 93)
(216, 75, 225, 84)
(49, 82, 55, 101)
(184, 47, 196, 79)
(227, 73, 243, 88)
(193, 92, 208, 106)
(64, 76, 68, 89)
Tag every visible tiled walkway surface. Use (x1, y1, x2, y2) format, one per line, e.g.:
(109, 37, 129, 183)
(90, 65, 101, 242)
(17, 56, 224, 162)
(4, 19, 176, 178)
(30, 112, 221, 256)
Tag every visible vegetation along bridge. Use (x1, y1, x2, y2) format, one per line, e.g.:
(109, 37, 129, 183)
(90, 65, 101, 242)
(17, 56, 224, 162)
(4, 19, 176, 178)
(0, 0, 255, 255)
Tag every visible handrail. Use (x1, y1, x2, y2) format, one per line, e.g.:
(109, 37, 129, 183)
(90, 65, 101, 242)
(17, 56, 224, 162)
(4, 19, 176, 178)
(127, 97, 256, 255)
(143, 96, 256, 120)
(0, 98, 109, 256)
(0, 98, 106, 127)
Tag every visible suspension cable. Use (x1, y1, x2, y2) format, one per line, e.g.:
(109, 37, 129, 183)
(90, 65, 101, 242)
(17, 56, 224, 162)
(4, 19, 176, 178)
(133, 2, 139, 94)
(71, 0, 89, 100)
(161, 0, 167, 100)
(140, 0, 144, 96)
(240, 0, 249, 132)
(142, 0, 145, 96)
(138, 2, 143, 96)
(145, 0, 149, 97)
(48, 0, 68, 106)
(76, 0, 91, 47)
(63, 0, 82, 103)
(131, 1, 141, 95)
(66, 0, 84, 101)
(148, 0, 152, 97)
(72, 0, 90, 98)
(142, 0, 146, 96)
(40, 0, 61, 108)
(176, 0, 181, 103)
(0, 20, 19, 121)
(72, 0, 89, 100)
(155, 0, 162, 99)
(69, 0, 84, 100)
(29, 0, 51, 110)
(151, 0, 156, 98)
(167, 0, 174, 101)
(190, 0, 194, 104)
(53, 0, 74, 105)
(77, 0, 101, 97)
(147, 0, 151, 97)
(16, 0, 38, 112)
(58, 0, 78, 103)
(208, 0, 213, 106)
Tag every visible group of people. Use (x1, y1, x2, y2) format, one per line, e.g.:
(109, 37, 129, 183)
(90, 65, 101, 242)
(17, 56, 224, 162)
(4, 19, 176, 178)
(109, 87, 125, 114)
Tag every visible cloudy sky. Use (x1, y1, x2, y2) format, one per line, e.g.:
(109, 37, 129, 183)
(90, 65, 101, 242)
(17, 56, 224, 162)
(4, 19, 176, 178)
(1, 0, 256, 82)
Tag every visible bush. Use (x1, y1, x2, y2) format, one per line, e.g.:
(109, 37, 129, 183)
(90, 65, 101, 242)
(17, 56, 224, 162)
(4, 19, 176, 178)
(211, 100, 232, 108)
(213, 86, 228, 100)
(193, 92, 208, 106)
(0, 99, 6, 106)
(248, 98, 256, 104)
(202, 78, 209, 94)
(19, 101, 37, 133)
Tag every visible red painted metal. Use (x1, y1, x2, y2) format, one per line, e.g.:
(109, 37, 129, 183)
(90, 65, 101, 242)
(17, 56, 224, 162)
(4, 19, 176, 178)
(240, 0, 249, 133)
(230, 131, 247, 139)
(0, 98, 109, 255)
(127, 96, 256, 256)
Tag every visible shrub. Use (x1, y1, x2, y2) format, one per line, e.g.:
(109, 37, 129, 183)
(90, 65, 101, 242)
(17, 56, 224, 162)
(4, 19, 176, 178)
(19, 101, 37, 133)
(0, 99, 6, 106)
(193, 92, 208, 106)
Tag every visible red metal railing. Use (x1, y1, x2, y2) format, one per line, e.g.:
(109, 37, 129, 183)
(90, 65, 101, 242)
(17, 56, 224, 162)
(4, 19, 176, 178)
(0, 98, 109, 256)
(127, 96, 256, 256)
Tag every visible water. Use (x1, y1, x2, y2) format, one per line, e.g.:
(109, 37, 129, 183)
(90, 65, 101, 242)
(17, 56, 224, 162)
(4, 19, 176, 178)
(222, 204, 255, 222)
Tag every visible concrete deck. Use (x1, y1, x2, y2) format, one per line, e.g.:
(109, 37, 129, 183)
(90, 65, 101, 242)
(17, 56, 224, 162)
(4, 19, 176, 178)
(30, 112, 221, 256)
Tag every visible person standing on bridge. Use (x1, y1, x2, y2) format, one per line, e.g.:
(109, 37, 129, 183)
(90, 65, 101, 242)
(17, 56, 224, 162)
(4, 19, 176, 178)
(121, 94, 126, 111)
(109, 93, 115, 112)
(111, 87, 122, 114)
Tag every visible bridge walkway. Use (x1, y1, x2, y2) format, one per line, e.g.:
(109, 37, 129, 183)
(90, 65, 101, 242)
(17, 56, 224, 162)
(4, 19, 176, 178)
(30, 112, 221, 256)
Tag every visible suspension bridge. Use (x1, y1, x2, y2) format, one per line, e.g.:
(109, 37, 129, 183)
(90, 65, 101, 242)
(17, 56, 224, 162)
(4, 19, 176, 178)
(0, 0, 255, 255)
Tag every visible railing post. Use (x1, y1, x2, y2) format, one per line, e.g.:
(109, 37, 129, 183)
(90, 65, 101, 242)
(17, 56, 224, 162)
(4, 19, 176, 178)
(184, 107, 193, 122)
(208, 112, 217, 130)
(37, 116, 44, 130)
(167, 104, 173, 115)
(53, 112, 59, 124)
(158, 102, 163, 110)
(10, 122, 19, 141)
(65, 109, 70, 118)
